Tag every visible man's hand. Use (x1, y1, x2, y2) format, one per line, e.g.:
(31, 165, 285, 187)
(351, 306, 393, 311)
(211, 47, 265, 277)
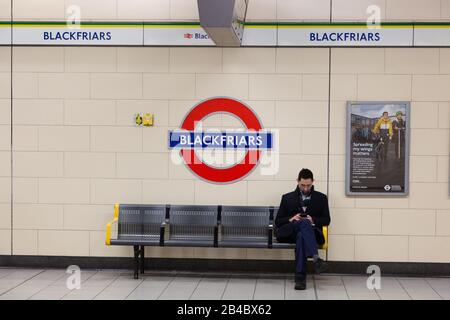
(302, 215, 314, 224)
(289, 214, 301, 222)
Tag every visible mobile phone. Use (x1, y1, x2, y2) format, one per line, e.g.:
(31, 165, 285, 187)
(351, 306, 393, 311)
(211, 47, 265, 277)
(300, 213, 307, 218)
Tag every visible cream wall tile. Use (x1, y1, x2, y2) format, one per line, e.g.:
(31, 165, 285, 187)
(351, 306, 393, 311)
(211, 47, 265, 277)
(0, 73, 10, 99)
(329, 128, 346, 155)
(13, 178, 38, 204)
(64, 205, 112, 231)
(64, 100, 115, 125)
(0, 229, 10, 255)
(117, 0, 170, 20)
(277, 0, 331, 20)
(13, 204, 63, 229)
(0, 204, 10, 229)
(91, 73, 142, 99)
(328, 181, 356, 208)
(170, 0, 199, 20)
(143, 74, 195, 100)
(385, 49, 439, 74)
(439, 102, 450, 128)
(0, 124, 10, 150)
(117, 48, 169, 73)
(0, 177, 9, 203)
(38, 230, 89, 256)
(275, 155, 327, 182)
(245, 1, 277, 20)
(91, 127, 142, 152)
(90, 231, 132, 257)
(0, 0, 10, 20)
(64, 0, 117, 20)
(302, 128, 328, 155)
(410, 102, 439, 129)
(64, 152, 115, 178)
(358, 75, 411, 101)
(170, 48, 222, 73)
(12, 230, 37, 256)
(39, 73, 90, 99)
(437, 211, 450, 236)
(117, 100, 169, 127)
(195, 247, 247, 260)
(90, 179, 142, 205)
(223, 48, 275, 74)
(142, 180, 195, 204)
(331, 49, 384, 74)
(12, 73, 37, 98)
(410, 183, 450, 210)
(443, 0, 450, 20)
(382, 209, 436, 236)
(409, 236, 450, 262)
(330, 101, 347, 129)
(410, 129, 449, 156)
(332, 0, 386, 21)
(247, 181, 296, 206)
(13, 0, 65, 20)
(413, 75, 450, 101)
(302, 74, 329, 101)
(355, 197, 409, 209)
(39, 178, 90, 204)
(39, 126, 90, 151)
(196, 74, 249, 101)
(277, 128, 302, 154)
(65, 47, 116, 72)
(410, 156, 437, 182)
(14, 47, 64, 72)
(330, 75, 357, 101)
(0, 48, 10, 71)
(13, 152, 63, 177)
(12, 126, 38, 151)
(330, 208, 382, 235)
(355, 235, 409, 262)
(437, 156, 449, 182)
(142, 126, 170, 153)
(13, 100, 63, 125)
(194, 180, 247, 205)
(440, 49, 450, 74)
(328, 155, 345, 182)
(250, 74, 301, 100)
(386, 0, 441, 20)
(327, 235, 355, 261)
(0, 100, 10, 125)
(275, 101, 328, 128)
(276, 48, 329, 74)
(117, 153, 168, 179)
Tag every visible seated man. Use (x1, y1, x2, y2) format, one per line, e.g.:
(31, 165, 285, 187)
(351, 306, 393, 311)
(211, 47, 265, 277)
(275, 168, 331, 290)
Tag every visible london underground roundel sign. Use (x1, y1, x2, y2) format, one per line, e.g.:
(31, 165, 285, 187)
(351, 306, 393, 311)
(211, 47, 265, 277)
(168, 97, 273, 183)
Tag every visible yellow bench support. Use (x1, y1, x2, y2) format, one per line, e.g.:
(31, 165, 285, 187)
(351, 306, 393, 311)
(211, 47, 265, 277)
(105, 203, 120, 246)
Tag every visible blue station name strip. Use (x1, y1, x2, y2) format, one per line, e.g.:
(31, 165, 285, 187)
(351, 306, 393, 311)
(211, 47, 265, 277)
(169, 131, 273, 150)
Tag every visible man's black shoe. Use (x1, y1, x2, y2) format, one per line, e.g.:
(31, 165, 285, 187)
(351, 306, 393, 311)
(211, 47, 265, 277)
(313, 258, 329, 274)
(295, 279, 306, 290)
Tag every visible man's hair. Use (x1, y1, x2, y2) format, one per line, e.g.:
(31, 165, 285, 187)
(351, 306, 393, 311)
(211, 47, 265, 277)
(298, 168, 314, 181)
(382, 111, 388, 115)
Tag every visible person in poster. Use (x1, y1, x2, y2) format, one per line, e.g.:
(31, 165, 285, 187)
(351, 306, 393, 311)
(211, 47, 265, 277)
(347, 102, 409, 195)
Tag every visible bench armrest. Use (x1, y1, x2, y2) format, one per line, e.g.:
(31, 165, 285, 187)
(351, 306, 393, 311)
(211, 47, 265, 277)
(105, 203, 120, 246)
(268, 224, 274, 248)
(320, 225, 329, 250)
(160, 220, 168, 246)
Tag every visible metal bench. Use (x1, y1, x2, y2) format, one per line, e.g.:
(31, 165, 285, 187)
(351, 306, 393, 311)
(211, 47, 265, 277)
(106, 203, 328, 279)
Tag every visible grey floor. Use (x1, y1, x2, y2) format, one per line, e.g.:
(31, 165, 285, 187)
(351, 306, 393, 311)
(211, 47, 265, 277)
(0, 268, 449, 300)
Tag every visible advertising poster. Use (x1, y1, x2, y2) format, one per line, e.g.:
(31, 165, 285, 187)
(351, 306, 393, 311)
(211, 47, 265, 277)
(346, 101, 410, 196)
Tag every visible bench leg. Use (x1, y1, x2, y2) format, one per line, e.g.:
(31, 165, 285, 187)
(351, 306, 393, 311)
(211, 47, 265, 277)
(140, 245, 145, 274)
(133, 245, 139, 279)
